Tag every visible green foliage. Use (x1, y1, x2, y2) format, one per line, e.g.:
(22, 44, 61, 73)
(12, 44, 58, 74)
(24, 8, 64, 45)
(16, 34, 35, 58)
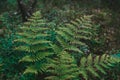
(15, 11, 54, 74)
(1, 0, 120, 80)
(14, 11, 98, 77)
(0, 12, 24, 80)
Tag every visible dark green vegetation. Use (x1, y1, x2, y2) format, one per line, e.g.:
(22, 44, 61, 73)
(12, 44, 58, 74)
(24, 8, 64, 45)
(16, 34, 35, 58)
(0, 0, 120, 80)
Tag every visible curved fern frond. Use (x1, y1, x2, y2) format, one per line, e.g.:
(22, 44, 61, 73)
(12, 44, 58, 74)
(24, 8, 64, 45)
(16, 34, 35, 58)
(64, 15, 98, 55)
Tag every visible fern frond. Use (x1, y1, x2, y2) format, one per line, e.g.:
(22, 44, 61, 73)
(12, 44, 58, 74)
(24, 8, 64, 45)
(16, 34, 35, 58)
(45, 51, 79, 80)
(78, 54, 120, 80)
(15, 11, 53, 74)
